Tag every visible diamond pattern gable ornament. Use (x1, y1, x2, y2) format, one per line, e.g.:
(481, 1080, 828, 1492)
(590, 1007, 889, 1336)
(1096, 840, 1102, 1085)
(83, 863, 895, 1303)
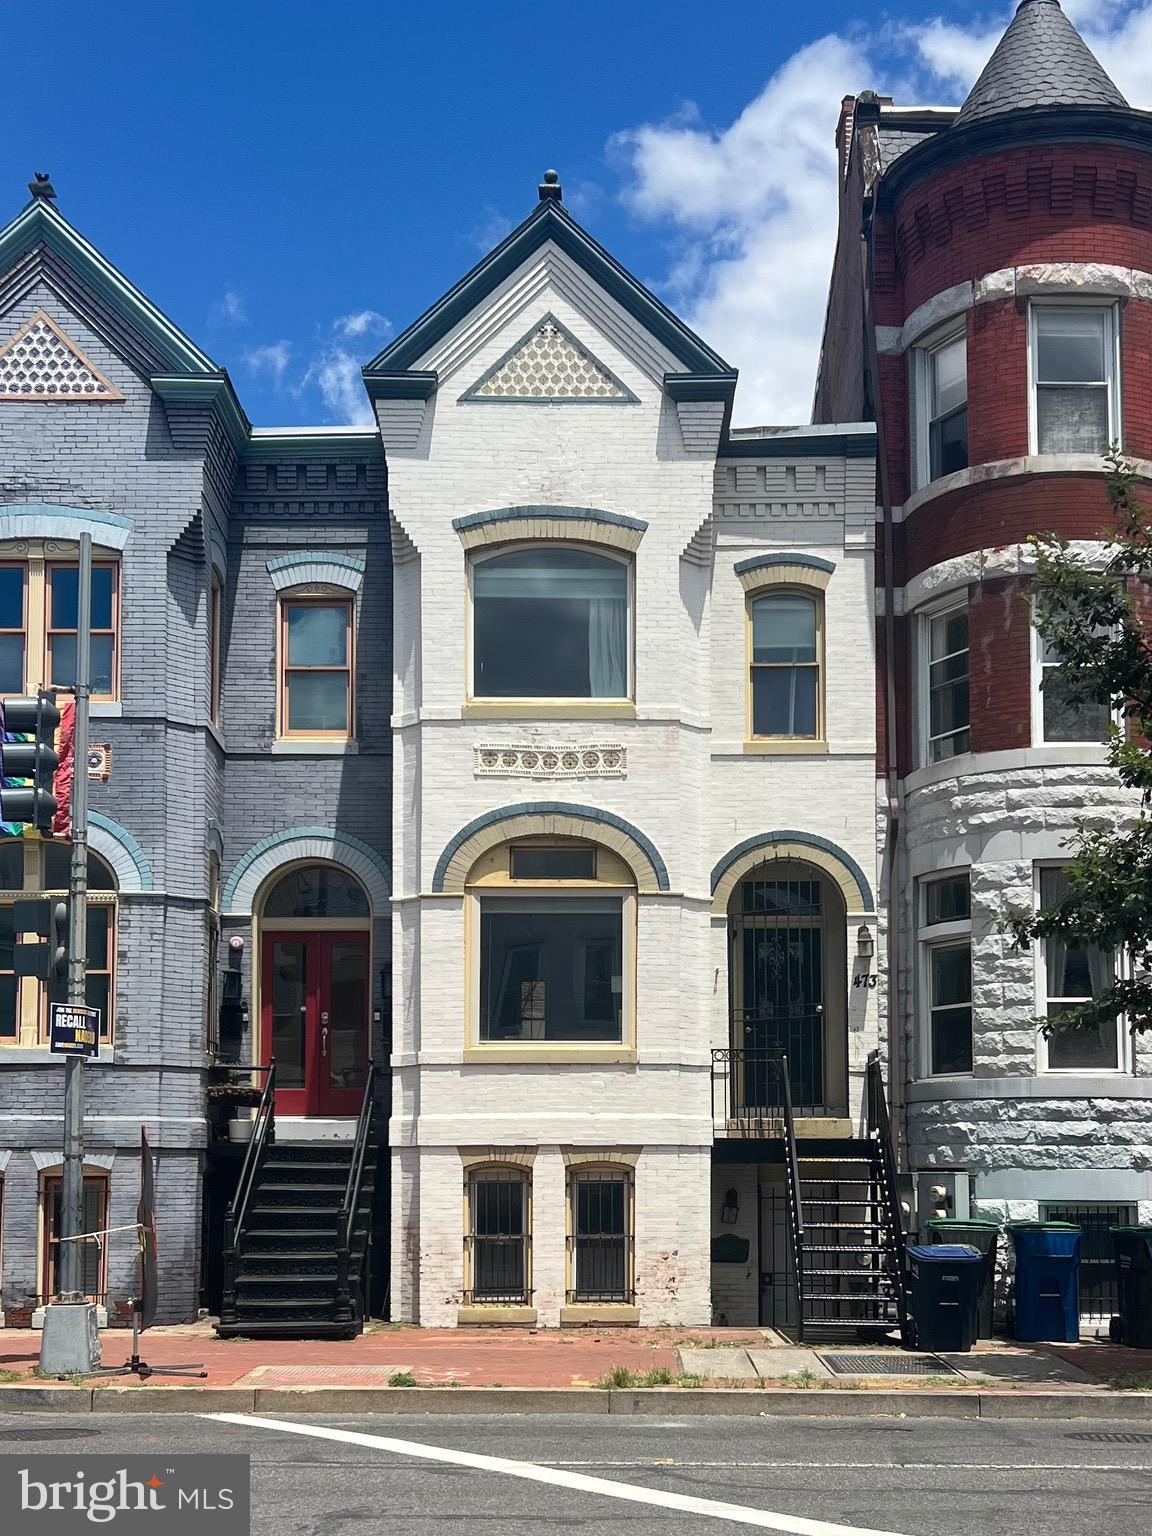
(0, 309, 124, 400)
(464, 313, 638, 403)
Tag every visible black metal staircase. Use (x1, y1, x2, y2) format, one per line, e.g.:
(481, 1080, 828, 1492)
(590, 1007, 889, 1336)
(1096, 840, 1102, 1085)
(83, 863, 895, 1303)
(217, 1062, 379, 1338)
(782, 1051, 907, 1341)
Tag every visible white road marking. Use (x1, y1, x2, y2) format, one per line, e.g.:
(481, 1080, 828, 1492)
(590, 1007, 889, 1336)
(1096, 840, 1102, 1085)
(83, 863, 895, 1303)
(207, 1413, 913, 1535)
(542, 1461, 1148, 1474)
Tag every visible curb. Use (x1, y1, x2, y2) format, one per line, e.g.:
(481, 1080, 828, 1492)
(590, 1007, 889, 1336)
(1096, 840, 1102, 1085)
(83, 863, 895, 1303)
(0, 1385, 1151, 1418)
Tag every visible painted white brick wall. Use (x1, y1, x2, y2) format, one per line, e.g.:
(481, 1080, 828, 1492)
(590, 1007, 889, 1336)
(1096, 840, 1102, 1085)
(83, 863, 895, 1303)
(386, 244, 881, 1323)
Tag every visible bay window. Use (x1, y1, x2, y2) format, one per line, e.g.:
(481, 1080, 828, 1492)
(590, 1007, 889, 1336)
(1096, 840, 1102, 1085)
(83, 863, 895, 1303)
(918, 330, 968, 484)
(921, 603, 970, 764)
(1038, 866, 1121, 1071)
(1031, 304, 1118, 455)
(920, 872, 973, 1076)
(471, 547, 630, 700)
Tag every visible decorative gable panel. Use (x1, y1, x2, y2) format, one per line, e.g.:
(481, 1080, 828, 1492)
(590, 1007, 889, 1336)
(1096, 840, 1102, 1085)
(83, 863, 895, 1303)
(0, 310, 123, 401)
(462, 313, 637, 403)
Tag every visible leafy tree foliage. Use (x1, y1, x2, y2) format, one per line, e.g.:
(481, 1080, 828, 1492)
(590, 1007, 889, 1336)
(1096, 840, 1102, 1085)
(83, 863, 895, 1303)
(1006, 451, 1152, 1035)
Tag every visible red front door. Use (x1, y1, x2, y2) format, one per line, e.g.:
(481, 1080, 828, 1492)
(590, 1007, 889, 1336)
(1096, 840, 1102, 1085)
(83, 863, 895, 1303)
(261, 931, 369, 1115)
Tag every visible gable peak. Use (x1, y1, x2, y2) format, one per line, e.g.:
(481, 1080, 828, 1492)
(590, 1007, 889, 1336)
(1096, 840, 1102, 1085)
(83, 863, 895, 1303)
(463, 313, 638, 403)
(0, 309, 123, 401)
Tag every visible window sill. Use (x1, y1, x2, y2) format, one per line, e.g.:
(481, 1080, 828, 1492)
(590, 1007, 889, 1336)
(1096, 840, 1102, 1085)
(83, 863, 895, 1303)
(270, 739, 358, 755)
(462, 701, 636, 721)
(742, 739, 828, 756)
(457, 1304, 537, 1327)
(90, 701, 122, 718)
(560, 1303, 639, 1326)
(463, 1045, 636, 1065)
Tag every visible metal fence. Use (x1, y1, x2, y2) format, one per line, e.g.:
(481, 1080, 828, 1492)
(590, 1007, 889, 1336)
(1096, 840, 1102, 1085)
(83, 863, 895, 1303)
(1041, 1202, 1136, 1323)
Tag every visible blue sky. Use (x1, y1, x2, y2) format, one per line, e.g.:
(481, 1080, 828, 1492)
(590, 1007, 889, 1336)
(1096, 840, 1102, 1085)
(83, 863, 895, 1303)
(5, 0, 1152, 426)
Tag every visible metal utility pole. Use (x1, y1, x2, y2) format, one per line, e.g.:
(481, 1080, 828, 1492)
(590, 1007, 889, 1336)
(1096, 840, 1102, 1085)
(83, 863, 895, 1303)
(58, 531, 92, 1299)
(40, 531, 97, 1372)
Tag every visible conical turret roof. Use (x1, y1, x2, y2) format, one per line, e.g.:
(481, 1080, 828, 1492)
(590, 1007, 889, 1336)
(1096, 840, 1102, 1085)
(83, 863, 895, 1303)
(954, 0, 1127, 129)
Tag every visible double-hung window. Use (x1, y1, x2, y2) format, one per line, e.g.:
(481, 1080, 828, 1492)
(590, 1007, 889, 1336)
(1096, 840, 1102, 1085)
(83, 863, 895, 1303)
(1031, 304, 1119, 455)
(919, 872, 973, 1076)
(748, 591, 821, 739)
(0, 551, 119, 700)
(921, 603, 970, 763)
(1032, 610, 1112, 745)
(471, 547, 630, 700)
(1037, 866, 1122, 1072)
(918, 331, 968, 484)
(43, 1174, 107, 1303)
(279, 598, 353, 738)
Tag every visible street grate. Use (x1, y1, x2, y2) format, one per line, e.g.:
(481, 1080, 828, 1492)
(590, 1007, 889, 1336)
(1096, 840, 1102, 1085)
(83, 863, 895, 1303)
(0, 1427, 99, 1440)
(818, 1352, 958, 1377)
(1066, 1431, 1152, 1444)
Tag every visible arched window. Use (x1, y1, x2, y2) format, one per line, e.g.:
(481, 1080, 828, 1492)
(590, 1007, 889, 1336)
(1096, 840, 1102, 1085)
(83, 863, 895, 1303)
(262, 864, 369, 920)
(471, 547, 630, 700)
(467, 838, 634, 1049)
(748, 590, 822, 740)
(0, 843, 117, 1048)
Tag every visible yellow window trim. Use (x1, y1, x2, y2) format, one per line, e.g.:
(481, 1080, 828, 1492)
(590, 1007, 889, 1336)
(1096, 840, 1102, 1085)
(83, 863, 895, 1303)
(745, 585, 825, 746)
(462, 700, 636, 721)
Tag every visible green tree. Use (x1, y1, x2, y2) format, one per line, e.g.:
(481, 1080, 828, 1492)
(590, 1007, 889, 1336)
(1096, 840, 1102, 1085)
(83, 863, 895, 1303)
(1006, 450, 1152, 1037)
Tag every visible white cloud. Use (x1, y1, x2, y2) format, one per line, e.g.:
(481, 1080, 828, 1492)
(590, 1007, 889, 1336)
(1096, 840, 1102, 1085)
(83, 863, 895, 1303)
(613, 5, 1152, 426)
(243, 341, 291, 385)
(300, 345, 376, 427)
(335, 309, 391, 340)
(212, 288, 246, 326)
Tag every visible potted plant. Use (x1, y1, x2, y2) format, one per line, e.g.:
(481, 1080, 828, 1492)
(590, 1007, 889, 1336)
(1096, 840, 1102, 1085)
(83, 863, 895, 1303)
(206, 1077, 265, 1142)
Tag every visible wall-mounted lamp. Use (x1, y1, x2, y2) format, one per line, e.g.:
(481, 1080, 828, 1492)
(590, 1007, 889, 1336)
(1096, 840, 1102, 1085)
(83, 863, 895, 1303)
(856, 925, 875, 959)
(720, 1188, 740, 1225)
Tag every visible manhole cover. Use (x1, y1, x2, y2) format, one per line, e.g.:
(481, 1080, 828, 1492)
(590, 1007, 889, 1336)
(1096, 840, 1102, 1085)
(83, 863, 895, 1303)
(0, 1427, 99, 1441)
(1066, 1431, 1152, 1444)
(818, 1352, 958, 1377)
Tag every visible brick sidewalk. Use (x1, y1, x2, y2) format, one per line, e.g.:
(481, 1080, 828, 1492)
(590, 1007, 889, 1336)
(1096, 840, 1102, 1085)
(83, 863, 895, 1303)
(2, 1324, 1149, 1390)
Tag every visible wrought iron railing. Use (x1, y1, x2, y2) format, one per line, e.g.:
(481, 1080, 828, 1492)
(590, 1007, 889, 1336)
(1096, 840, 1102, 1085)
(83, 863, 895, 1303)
(334, 1061, 378, 1326)
(865, 1049, 909, 1342)
(712, 1036, 828, 1125)
(779, 1053, 808, 1343)
(218, 1060, 275, 1329)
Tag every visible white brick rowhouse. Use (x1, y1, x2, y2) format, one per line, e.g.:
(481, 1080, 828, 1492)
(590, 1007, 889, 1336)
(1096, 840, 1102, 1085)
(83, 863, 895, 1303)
(376, 185, 881, 1326)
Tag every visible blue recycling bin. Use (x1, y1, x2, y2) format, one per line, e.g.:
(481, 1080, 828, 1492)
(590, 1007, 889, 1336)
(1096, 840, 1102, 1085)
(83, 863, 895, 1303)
(1008, 1221, 1081, 1342)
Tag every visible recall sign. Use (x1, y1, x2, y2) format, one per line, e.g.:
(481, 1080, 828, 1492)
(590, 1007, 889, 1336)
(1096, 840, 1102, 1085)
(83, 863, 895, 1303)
(50, 1001, 101, 1058)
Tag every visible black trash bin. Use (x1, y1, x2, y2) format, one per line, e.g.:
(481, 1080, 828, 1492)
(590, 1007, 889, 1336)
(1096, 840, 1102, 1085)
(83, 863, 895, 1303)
(1111, 1226, 1152, 1349)
(906, 1243, 983, 1353)
(927, 1218, 1001, 1339)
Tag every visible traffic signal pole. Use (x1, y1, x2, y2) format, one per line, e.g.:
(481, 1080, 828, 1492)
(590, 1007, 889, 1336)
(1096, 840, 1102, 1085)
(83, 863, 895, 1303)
(40, 531, 97, 1373)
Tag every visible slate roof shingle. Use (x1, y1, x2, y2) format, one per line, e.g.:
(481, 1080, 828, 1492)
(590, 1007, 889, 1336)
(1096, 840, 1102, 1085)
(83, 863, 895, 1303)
(954, 0, 1127, 129)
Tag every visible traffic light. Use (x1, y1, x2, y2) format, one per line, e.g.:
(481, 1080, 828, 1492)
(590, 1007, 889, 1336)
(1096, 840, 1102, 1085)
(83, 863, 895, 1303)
(13, 895, 68, 993)
(1, 693, 60, 833)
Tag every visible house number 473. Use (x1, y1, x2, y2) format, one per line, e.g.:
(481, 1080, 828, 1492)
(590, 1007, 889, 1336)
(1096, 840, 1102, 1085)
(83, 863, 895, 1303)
(853, 973, 878, 989)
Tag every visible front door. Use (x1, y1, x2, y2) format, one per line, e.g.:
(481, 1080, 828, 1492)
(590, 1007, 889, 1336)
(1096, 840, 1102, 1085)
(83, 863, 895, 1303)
(261, 930, 369, 1115)
(732, 874, 825, 1110)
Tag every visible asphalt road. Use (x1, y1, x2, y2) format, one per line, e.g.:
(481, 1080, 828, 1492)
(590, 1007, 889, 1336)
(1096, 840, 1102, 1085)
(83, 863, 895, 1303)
(1, 1410, 1150, 1534)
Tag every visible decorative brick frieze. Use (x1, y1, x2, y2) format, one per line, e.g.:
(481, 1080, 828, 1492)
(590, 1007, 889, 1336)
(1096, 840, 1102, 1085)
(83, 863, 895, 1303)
(473, 743, 626, 780)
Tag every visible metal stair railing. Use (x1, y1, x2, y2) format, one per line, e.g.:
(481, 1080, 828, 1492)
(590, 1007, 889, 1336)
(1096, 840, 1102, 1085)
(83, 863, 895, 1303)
(778, 1053, 808, 1342)
(334, 1061, 378, 1327)
(219, 1060, 276, 1329)
(865, 1049, 909, 1341)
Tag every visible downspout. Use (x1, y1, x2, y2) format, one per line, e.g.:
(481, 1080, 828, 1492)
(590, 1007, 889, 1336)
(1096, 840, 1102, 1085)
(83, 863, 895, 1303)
(859, 185, 906, 1168)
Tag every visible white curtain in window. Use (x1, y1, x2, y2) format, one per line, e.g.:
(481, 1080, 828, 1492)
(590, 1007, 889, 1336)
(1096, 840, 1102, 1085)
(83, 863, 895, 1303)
(588, 598, 626, 696)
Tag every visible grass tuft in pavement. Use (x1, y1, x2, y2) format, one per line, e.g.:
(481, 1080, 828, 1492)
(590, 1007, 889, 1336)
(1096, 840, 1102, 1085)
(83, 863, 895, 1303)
(1109, 1373, 1152, 1391)
(388, 1370, 419, 1387)
(595, 1365, 703, 1390)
